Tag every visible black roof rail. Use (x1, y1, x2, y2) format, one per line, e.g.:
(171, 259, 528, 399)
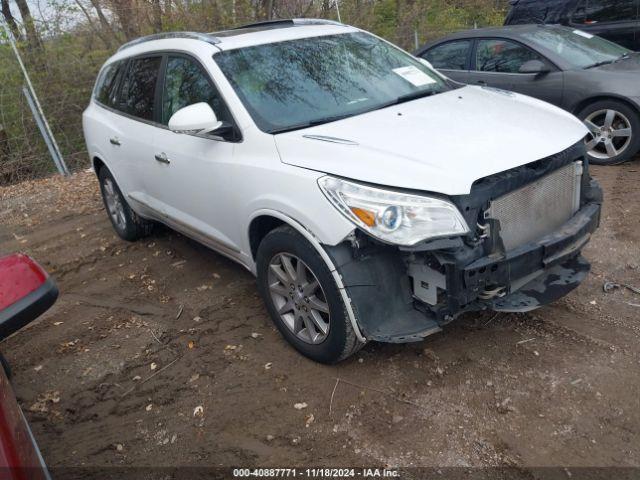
(117, 32, 221, 52)
(232, 18, 342, 30)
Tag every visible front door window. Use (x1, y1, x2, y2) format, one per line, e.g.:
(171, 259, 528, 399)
(161, 55, 231, 126)
(475, 39, 544, 73)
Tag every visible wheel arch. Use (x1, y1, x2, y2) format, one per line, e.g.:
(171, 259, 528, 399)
(92, 156, 106, 176)
(572, 95, 640, 118)
(248, 214, 286, 261)
(247, 209, 365, 343)
(91, 156, 128, 196)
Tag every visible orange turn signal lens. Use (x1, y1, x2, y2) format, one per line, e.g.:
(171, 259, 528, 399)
(350, 207, 376, 227)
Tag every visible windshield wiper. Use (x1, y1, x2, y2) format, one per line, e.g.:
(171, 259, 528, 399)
(584, 53, 631, 69)
(365, 89, 438, 114)
(584, 59, 615, 69)
(392, 89, 437, 105)
(269, 113, 355, 134)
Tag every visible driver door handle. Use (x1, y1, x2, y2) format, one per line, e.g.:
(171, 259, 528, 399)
(109, 137, 121, 146)
(154, 152, 170, 164)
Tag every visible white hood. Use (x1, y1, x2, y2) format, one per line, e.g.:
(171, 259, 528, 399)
(275, 86, 588, 195)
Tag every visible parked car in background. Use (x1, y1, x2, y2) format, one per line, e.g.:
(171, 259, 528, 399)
(0, 253, 57, 480)
(417, 25, 640, 165)
(84, 19, 602, 363)
(504, 0, 640, 51)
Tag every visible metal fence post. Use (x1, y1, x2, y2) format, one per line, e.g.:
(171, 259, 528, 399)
(1, 22, 70, 176)
(22, 87, 68, 176)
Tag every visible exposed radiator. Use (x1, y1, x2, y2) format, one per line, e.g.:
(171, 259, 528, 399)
(486, 161, 583, 251)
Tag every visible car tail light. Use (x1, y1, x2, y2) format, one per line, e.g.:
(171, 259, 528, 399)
(0, 254, 58, 341)
(0, 254, 48, 311)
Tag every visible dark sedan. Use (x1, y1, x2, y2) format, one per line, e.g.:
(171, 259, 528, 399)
(416, 25, 640, 165)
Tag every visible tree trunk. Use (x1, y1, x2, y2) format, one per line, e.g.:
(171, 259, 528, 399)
(151, 0, 162, 32)
(74, 0, 114, 48)
(0, 124, 9, 159)
(88, 0, 120, 43)
(395, 0, 415, 49)
(1, 0, 23, 42)
(109, 0, 138, 41)
(13, 0, 43, 52)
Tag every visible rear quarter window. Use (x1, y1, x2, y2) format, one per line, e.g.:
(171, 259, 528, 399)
(95, 62, 123, 107)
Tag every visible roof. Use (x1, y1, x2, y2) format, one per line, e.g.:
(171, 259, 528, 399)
(117, 18, 352, 53)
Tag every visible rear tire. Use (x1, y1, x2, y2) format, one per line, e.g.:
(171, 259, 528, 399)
(578, 100, 640, 166)
(256, 225, 363, 364)
(98, 167, 154, 241)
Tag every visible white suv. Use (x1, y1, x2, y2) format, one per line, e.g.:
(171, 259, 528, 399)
(83, 19, 602, 363)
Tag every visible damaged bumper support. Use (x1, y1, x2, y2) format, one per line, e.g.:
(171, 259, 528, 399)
(324, 147, 602, 343)
(327, 201, 600, 343)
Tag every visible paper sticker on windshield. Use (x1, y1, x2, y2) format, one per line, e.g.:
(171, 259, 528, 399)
(573, 29, 594, 39)
(392, 66, 436, 87)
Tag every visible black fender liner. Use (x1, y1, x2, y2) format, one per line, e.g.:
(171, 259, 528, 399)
(324, 243, 441, 343)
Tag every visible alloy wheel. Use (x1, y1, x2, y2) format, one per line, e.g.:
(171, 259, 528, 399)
(267, 253, 330, 344)
(584, 109, 633, 160)
(102, 177, 127, 230)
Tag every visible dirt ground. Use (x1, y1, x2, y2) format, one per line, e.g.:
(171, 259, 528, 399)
(1, 159, 640, 477)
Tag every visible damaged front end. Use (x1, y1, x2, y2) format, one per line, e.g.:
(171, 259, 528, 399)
(323, 141, 602, 343)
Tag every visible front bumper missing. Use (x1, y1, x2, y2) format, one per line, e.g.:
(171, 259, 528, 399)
(324, 199, 601, 344)
(459, 202, 600, 311)
(490, 254, 590, 312)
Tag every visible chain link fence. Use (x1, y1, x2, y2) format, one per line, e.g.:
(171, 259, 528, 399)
(0, 0, 507, 186)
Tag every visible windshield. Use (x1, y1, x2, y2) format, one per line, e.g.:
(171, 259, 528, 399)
(214, 32, 448, 133)
(520, 27, 631, 69)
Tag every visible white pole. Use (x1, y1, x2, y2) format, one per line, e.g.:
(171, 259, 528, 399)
(335, 0, 341, 23)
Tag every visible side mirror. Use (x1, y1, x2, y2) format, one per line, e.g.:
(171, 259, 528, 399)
(168, 102, 223, 135)
(519, 59, 550, 75)
(0, 254, 58, 342)
(417, 57, 434, 70)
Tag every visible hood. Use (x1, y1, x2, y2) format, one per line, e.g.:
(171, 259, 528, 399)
(275, 86, 587, 195)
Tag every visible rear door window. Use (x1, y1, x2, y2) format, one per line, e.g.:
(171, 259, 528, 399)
(422, 40, 471, 70)
(475, 39, 545, 73)
(572, 0, 637, 23)
(116, 56, 162, 121)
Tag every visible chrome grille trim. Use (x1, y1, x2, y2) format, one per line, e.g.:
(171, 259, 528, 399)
(486, 161, 583, 251)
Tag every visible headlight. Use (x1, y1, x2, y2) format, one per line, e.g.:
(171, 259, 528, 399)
(318, 176, 469, 246)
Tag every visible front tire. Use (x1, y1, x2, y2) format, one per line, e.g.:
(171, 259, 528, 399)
(256, 226, 362, 364)
(578, 100, 640, 165)
(98, 167, 154, 241)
